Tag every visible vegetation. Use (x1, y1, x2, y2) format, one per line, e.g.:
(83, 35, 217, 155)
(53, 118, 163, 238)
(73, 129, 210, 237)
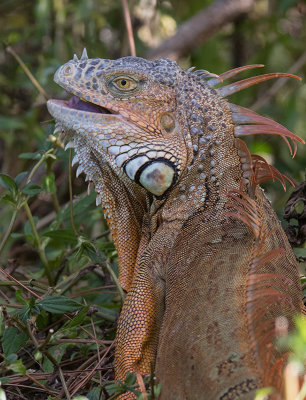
(0, 0, 305, 398)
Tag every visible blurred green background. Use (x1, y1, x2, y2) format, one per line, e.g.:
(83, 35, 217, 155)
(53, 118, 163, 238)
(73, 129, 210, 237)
(0, 1, 305, 397)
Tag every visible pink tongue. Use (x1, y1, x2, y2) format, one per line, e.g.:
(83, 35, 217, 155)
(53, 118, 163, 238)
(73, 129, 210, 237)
(68, 96, 104, 113)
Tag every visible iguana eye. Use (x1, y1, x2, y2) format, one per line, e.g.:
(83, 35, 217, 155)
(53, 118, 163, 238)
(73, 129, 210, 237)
(112, 77, 137, 91)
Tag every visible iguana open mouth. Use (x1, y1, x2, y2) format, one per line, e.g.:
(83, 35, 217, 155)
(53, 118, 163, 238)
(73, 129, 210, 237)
(68, 95, 111, 114)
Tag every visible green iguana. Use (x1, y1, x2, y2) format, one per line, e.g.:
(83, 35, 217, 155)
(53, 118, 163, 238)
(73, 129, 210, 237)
(47, 49, 305, 399)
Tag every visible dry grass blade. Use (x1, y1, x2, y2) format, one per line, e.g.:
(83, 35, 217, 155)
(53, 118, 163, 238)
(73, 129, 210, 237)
(122, 0, 136, 56)
(5, 45, 49, 100)
(69, 342, 115, 396)
(0, 267, 42, 299)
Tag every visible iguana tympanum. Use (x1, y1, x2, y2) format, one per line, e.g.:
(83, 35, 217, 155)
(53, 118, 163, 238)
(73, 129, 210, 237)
(47, 49, 305, 400)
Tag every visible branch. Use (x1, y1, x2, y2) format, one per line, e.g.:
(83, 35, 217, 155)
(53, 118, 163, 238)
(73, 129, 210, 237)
(147, 0, 254, 60)
(122, 0, 136, 56)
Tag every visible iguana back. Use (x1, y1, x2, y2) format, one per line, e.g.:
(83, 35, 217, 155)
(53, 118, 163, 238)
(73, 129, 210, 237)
(47, 53, 304, 399)
(156, 189, 301, 399)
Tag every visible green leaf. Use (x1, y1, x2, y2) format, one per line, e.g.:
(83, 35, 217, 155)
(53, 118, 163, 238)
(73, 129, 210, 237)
(43, 229, 77, 245)
(0, 387, 7, 400)
(14, 171, 28, 187)
(42, 172, 56, 194)
(11, 232, 24, 239)
(60, 306, 90, 331)
(2, 327, 28, 356)
(36, 309, 49, 330)
(152, 384, 162, 397)
(83, 241, 100, 263)
(0, 174, 18, 196)
(5, 354, 17, 364)
(8, 359, 27, 375)
(24, 217, 38, 240)
(42, 343, 70, 373)
(17, 298, 39, 322)
(105, 382, 125, 396)
(18, 305, 31, 322)
(0, 194, 16, 205)
(21, 183, 41, 196)
(37, 296, 82, 314)
(18, 152, 42, 160)
(254, 387, 274, 400)
(15, 289, 27, 305)
(86, 387, 101, 400)
(124, 372, 137, 387)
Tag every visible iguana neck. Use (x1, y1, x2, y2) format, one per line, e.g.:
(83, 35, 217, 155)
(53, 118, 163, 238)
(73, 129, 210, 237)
(149, 79, 242, 230)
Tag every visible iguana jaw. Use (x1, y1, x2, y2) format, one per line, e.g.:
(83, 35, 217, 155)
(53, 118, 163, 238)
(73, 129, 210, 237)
(47, 96, 134, 169)
(47, 96, 179, 198)
(53, 96, 112, 115)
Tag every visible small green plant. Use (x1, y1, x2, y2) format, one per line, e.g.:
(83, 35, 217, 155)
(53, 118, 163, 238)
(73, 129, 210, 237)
(0, 139, 121, 398)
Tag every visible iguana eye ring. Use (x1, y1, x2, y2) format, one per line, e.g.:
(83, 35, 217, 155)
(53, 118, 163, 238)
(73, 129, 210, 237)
(112, 77, 137, 91)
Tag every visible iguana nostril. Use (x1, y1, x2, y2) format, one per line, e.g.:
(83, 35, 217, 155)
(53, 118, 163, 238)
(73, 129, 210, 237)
(63, 64, 73, 75)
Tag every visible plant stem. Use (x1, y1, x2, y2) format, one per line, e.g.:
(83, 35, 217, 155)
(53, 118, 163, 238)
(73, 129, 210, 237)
(0, 302, 23, 309)
(0, 209, 17, 256)
(23, 202, 53, 285)
(59, 366, 71, 400)
(26, 149, 54, 185)
(68, 149, 78, 236)
(104, 259, 125, 304)
(51, 193, 60, 213)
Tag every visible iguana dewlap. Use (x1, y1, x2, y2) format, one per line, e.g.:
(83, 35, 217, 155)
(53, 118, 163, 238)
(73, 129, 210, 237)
(47, 49, 305, 399)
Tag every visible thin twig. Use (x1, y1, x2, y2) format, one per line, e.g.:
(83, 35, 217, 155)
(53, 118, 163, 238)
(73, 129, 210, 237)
(104, 259, 125, 304)
(58, 351, 101, 397)
(0, 267, 41, 299)
(23, 202, 53, 285)
(59, 366, 71, 400)
(122, 0, 136, 56)
(0, 302, 23, 309)
(0, 209, 18, 255)
(87, 298, 103, 387)
(0, 279, 48, 290)
(28, 338, 112, 346)
(25, 373, 57, 397)
(70, 341, 115, 396)
(5, 45, 49, 100)
(58, 342, 114, 397)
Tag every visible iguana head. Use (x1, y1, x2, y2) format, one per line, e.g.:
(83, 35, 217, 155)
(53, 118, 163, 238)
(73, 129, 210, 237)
(48, 49, 192, 198)
(47, 49, 303, 289)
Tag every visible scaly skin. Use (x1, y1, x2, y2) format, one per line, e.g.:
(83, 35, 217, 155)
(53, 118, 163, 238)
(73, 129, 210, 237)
(47, 50, 304, 399)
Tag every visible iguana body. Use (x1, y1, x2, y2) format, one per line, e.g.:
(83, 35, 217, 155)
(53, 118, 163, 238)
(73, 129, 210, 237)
(47, 50, 304, 399)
